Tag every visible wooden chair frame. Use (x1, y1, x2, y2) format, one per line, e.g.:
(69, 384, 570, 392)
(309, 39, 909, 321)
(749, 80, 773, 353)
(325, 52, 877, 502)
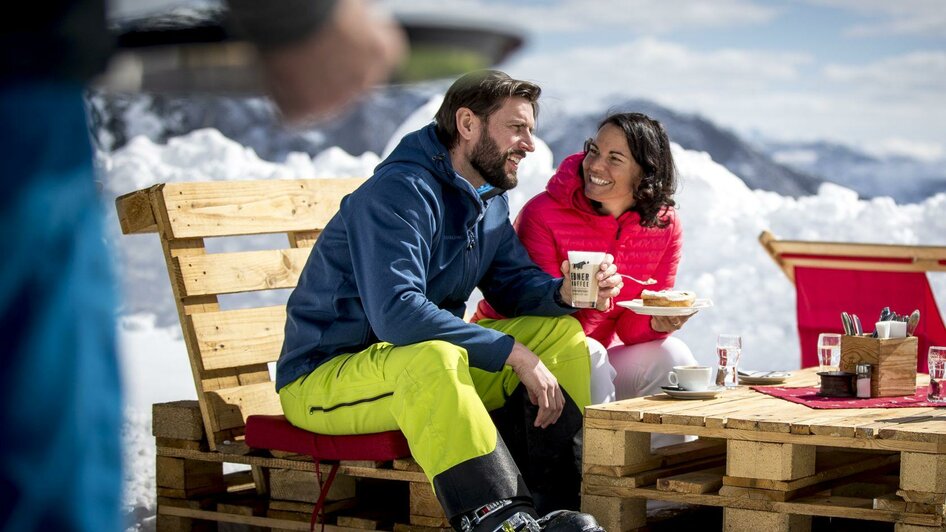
(117, 179, 449, 531)
(759, 230, 946, 284)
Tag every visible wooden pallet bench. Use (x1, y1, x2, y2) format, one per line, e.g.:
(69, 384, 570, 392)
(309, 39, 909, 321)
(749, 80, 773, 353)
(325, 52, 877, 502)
(580, 369, 946, 531)
(117, 179, 451, 531)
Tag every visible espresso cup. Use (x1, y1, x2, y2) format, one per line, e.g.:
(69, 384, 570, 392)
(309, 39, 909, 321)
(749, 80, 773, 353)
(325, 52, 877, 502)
(567, 251, 605, 308)
(667, 365, 713, 391)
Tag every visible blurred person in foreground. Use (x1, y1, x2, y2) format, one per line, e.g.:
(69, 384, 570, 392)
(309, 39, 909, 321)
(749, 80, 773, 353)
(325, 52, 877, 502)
(0, 0, 404, 529)
(475, 112, 698, 410)
(277, 70, 618, 532)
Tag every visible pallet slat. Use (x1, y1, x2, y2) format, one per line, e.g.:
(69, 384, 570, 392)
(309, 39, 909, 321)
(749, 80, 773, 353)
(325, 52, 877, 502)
(581, 482, 943, 526)
(176, 248, 311, 296)
(155, 446, 428, 483)
(205, 380, 283, 433)
(158, 179, 364, 238)
(159, 504, 364, 531)
(190, 306, 286, 370)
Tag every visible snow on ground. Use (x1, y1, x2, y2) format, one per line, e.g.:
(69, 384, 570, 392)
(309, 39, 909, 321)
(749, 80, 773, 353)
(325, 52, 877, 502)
(106, 122, 946, 530)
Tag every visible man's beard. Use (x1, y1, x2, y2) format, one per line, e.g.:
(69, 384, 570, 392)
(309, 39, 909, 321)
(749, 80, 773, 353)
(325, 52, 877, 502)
(469, 128, 523, 190)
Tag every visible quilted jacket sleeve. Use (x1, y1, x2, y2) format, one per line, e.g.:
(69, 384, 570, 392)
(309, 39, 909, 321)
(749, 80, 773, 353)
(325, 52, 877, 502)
(615, 211, 683, 345)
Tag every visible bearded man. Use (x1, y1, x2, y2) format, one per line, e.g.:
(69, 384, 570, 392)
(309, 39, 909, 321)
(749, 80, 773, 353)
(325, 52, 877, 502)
(277, 70, 620, 532)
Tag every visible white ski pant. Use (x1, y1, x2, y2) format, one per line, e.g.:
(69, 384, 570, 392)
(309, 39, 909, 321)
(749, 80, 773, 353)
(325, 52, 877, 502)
(587, 335, 697, 449)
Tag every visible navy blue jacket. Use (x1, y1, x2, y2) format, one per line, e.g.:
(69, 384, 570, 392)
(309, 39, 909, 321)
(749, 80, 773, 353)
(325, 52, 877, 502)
(276, 123, 573, 390)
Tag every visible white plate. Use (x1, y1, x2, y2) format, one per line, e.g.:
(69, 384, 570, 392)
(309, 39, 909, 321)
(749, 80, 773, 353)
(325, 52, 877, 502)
(660, 385, 725, 400)
(737, 370, 792, 385)
(617, 298, 713, 316)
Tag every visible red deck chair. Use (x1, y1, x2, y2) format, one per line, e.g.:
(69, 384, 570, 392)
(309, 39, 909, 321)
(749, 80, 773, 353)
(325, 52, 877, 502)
(759, 231, 946, 373)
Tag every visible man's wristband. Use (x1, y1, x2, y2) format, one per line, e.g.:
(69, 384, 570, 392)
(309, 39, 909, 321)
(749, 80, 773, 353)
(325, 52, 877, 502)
(553, 283, 573, 308)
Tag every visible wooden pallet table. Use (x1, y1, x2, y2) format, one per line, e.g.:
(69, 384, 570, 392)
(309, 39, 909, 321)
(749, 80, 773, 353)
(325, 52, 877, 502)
(581, 368, 946, 531)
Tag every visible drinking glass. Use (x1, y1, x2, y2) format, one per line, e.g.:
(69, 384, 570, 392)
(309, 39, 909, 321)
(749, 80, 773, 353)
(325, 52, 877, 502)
(817, 333, 842, 373)
(716, 334, 742, 388)
(929, 346, 946, 403)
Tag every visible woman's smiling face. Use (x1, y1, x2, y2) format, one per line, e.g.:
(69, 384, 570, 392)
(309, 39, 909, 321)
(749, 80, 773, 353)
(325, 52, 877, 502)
(581, 123, 642, 216)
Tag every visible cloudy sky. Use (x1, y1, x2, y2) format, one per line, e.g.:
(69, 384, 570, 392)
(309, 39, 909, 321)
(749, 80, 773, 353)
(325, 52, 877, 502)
(110, 0, 945, 161)
(387, 0, 946, 161)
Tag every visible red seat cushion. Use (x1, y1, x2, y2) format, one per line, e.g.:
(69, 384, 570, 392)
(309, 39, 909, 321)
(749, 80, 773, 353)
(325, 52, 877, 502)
(245, 415, 411, 461)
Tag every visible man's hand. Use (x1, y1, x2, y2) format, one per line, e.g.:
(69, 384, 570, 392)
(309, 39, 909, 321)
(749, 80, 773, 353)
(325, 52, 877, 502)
(559, 253, 622, 311)
(259, 0, 407, 124)
(506, 341, 564, 428)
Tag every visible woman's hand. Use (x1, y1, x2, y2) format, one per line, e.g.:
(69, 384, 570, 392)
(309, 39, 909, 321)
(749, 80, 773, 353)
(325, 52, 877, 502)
(651, 314, 692, 333)
(558, 253, 622, 311)
(593, 254, 621, 311)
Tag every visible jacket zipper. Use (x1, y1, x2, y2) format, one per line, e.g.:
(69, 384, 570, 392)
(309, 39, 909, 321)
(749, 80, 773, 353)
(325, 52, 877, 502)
(461, 228, 477, 295)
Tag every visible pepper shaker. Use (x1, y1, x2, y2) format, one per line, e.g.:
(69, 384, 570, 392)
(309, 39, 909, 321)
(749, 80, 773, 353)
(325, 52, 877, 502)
(855, 363, 872, 398)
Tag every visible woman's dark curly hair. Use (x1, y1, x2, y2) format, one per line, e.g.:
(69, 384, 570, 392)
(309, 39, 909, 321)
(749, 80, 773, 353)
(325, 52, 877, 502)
(581, 112, 677, 228)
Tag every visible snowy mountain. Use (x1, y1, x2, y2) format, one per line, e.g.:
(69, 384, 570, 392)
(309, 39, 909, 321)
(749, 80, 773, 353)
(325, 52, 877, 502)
(538, 98, 825, 198)
(757, 139, 946, 203)
(89, 85, 827, 199)
(87, 83, 442, 160)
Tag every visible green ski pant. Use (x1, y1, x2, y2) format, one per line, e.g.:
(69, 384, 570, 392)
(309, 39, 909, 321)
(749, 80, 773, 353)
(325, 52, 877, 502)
(279, 314, 590, 482)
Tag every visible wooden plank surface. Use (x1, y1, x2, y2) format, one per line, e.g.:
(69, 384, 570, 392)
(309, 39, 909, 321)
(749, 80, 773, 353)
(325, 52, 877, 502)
(659, 391, 761, 427)
(583, 456, 725, 489)
(583, 417, 942, 453)
(583, 437, 725, 477)
(581, 481, 943, 526)
(205, 380, 283, 432)
(723, 450, 899, 492)
(159, 505, 365, 531)
(782, 257, 946, 274)
(656, 467, 724, 494)
(176, 248, 311, 296)
(585, 368, 946, 447)
(156, 446, 427, 483)
(726, 440, 815, 481)
(115, 185, 159, 234)
(190, 306, 286, 370)
(159, 178, 364, 239)
(762, 235, 946, 261)
(720, 398, 816, 432)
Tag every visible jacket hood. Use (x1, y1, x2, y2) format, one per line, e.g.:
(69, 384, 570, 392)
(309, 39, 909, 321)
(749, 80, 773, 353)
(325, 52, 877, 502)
(546, 152, 648, 227)
(546, 152, 600, 216)
(376, 123, 482, 204)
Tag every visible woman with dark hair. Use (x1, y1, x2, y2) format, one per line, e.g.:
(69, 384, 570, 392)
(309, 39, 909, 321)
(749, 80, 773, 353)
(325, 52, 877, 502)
(475, 112, 697, 406)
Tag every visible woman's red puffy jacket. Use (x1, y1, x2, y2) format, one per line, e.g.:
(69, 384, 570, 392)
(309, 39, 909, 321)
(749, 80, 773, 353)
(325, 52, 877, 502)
(473, 152, 683, 347)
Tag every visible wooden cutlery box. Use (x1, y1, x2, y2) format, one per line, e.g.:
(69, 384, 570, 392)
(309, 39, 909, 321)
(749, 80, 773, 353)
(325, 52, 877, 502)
(840, 335, 917, 397)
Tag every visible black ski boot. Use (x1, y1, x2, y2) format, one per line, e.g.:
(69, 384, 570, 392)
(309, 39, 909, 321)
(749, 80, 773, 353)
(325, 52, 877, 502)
(454, 501, 603, 532)
(537, 510, 605, 532)
(454, 499, 540, 532)
(491, 384, 583, 514)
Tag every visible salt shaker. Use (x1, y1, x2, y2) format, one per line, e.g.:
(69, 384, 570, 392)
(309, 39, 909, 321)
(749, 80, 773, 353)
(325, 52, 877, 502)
(855, 363, 872, 398)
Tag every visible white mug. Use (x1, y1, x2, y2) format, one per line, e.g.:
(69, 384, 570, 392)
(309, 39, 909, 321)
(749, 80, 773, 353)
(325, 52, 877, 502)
(667, 365, 713, 391)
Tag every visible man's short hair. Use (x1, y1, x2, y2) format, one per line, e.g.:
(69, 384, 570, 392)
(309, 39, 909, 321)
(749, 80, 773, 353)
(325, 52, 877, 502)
(434, 70, 541, 149)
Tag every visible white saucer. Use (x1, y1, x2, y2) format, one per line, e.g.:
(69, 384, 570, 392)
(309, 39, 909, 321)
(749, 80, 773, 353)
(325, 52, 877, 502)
(737, 370, 792, 385)
(617, 298, 713, 316)
(660, 385, 725, 400)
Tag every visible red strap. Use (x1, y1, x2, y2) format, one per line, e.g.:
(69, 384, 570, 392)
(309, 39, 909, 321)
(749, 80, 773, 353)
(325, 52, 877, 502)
(309, 461, 340, 532)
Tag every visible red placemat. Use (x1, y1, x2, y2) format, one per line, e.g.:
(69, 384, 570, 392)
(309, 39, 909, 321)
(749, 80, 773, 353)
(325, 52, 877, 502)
(751, 386, 946, 409)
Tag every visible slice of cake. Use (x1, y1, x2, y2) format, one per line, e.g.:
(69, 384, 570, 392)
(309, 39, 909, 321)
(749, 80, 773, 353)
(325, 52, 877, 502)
(641, 289, 696, 307)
